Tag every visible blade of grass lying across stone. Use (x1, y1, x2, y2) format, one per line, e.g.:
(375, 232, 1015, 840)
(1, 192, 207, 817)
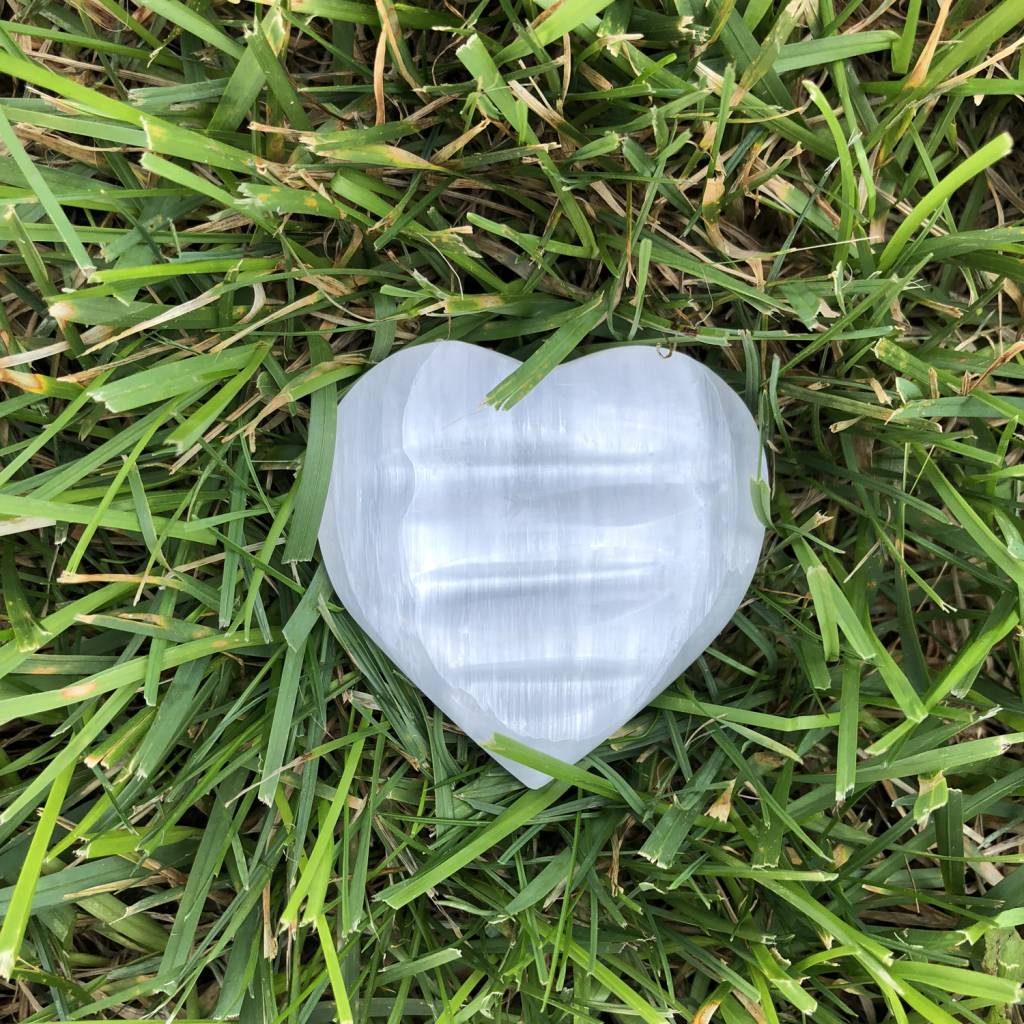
(484, 291, 608, 409)
(1, 0, 1023, 1020)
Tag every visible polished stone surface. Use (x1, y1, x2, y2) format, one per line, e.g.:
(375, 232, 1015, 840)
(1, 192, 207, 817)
(319, 342, 764, 786)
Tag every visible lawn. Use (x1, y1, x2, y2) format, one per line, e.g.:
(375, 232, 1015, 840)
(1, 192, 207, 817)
(1, 0, 1023, 1021)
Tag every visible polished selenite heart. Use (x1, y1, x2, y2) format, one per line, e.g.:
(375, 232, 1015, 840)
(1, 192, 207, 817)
(319, 341, 764, 787)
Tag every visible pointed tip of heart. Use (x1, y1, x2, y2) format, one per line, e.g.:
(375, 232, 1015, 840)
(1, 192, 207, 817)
(495, 757, 552, 790)
(484, 732, 607, 790)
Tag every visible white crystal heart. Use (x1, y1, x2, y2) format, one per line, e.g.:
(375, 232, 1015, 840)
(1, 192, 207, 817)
(319, 341, 764, 787)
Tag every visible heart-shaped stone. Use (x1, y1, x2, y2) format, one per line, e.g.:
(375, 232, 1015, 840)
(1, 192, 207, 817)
(319, 341, 764, 787)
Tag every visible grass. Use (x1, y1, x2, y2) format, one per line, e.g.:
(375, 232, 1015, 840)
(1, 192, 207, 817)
(0, 0, 1022, 1020)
